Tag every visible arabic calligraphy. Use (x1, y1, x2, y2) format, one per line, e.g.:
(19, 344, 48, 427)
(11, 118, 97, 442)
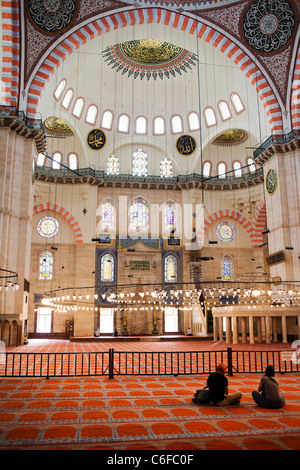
(176, 135, 196, 156)
(87, 129, 106, 151)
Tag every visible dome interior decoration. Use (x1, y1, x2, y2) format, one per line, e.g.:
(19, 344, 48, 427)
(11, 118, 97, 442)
(102, 39, 198, 80)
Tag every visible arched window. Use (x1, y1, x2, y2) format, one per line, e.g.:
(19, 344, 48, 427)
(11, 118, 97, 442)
(101, 198, 115, 229)
(164, 255, 177, 283)
(61, 89, 73, 109)
(133, 149, 147, 177)
(230, 93, 245, 113)
(204, 107, 217, 127)
(135, 116, 147, 135)
(100, 253, 114, 282)
(218, 101, 231, 121)
(52, 152, 62, 170)
(106, 155, 119, 175)
(86, 105, 98, 125)
(54, 79, 66, 100)
(203, 161, 211, 177)
(221, 255, 234, 281)
(129, 197, 150, 230)
(217, 162, 226, 178)
(160, 158, 172, 178)
(39, 251, 54, 280)
(188, 112, 200, 131)
(68, 153, 78, 170)
(154, 116, 165, 135)
(102, 110, 113, 130)
(72, 97, 84, 118)
(165, 201, 175, 231)
(233, 161, 242, 177)
(171, 115, 183, 134)
(36, 153, 45, 166)
(118, 114, 129, 133)
(247, 157, 256, 173)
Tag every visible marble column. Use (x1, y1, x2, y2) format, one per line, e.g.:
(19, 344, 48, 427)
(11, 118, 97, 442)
(281, 315, 287, 343)
(241, 317, 247, 343)
(272, 317, 278, 342)
(213, 316, 218, 342)
(226, 316, 232, 344)
(265, 315, 271, 344)
(232, 315, 238, 344)
(249, 315, 254, 344)
(257, 317, 262, 343)
(219, 316, 223, 341)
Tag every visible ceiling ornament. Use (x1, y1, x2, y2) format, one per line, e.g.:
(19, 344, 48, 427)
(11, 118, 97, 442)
(213, 129, 247, 146)
(102, 39, 198, 80)
(44, 117, 73, 137)
(26, 0, 78, 34)
(242, 0, 296, 53)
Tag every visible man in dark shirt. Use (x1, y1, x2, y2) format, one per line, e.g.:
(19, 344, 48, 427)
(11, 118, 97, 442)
(207, 363, 242, 406)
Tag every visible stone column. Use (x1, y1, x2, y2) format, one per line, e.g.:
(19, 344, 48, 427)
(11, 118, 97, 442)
(265, 315, 271, 344)
(272, 317, 278, 342)
(232, 315, 238, 344)
(281, 315, 287, 343)
(249, 315, 254, 344)
(241, 317, 247, 343)
(226, 316, 232, 344)
(257, 317, 262, 343)
(213, 316, 218, 342)
(219, 316, 223, 341)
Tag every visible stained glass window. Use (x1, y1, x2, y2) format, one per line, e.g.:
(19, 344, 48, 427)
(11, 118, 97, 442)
(100, 254, 114, 282)
(164, 255, 177, 282)
(102, 198, 115, 229)
(132, 149, 147, 177)
(106, 155, 119, 175)
(216, 222, 236, 242)
(221, 255, 234, 281)
(165, 201, 175, 231)
(160, 158, 172, 178)
(39, 251, 54, 280)
(129, 197, 150, 230)
(37, 216, 59, 238)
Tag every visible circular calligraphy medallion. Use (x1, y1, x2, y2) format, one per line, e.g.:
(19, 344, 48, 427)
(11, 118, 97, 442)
(26, 0, 77, 34)
(87, 129, 106, 151)
(242, 0, 296, 53)
(37, 216, 59, 238)
(176, 135, 196, 156)
(216, 222, 236, 243)
(265, 168, 277, 195)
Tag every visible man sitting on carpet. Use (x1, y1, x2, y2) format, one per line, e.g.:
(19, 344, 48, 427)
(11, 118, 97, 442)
(207, 363, 242, 406)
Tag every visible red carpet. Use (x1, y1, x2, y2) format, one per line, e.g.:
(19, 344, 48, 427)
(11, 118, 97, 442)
(0, 340, 299, 450)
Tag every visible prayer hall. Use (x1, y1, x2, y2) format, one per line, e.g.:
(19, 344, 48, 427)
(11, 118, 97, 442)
(0, 0, 299, 453)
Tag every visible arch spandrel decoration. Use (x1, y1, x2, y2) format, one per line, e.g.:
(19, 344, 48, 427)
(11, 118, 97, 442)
(25, 7, 284, 135)
(33, 202, 83, 243)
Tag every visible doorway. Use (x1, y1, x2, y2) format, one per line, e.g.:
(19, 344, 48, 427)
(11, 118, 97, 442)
(100, 308, 114, 334)
(36, 307, 52, 333)
(164, 307, 179, 333)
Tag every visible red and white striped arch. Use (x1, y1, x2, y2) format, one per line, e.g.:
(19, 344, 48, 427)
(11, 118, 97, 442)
(24, 7, 284, 134)
(197, 204, 266, 248)
(33, 202, 83, 243)
(291, 43, 300, 131)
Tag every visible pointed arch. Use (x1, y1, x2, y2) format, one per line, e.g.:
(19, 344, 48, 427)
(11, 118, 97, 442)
(24, 7, 283, 134)
(33, 202, 83, 243)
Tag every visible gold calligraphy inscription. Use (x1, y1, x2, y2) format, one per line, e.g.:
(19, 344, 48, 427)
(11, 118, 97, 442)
(176, 135, 196, 156)
(87, 129, 106, 151)
(130, 260, 150, 271)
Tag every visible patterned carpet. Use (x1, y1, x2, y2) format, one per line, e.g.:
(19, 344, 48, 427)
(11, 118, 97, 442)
(0, 339, 299, 451)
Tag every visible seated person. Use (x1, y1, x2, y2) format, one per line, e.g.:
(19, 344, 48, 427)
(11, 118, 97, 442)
(252, 365, 285, 409)
(207, 363, 242, 406)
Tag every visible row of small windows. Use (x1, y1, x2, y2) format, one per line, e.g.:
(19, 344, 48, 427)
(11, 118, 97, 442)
(36, 149, 256, 178)
(54, 79, 245, 134)
(39, 250, 233, 283)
